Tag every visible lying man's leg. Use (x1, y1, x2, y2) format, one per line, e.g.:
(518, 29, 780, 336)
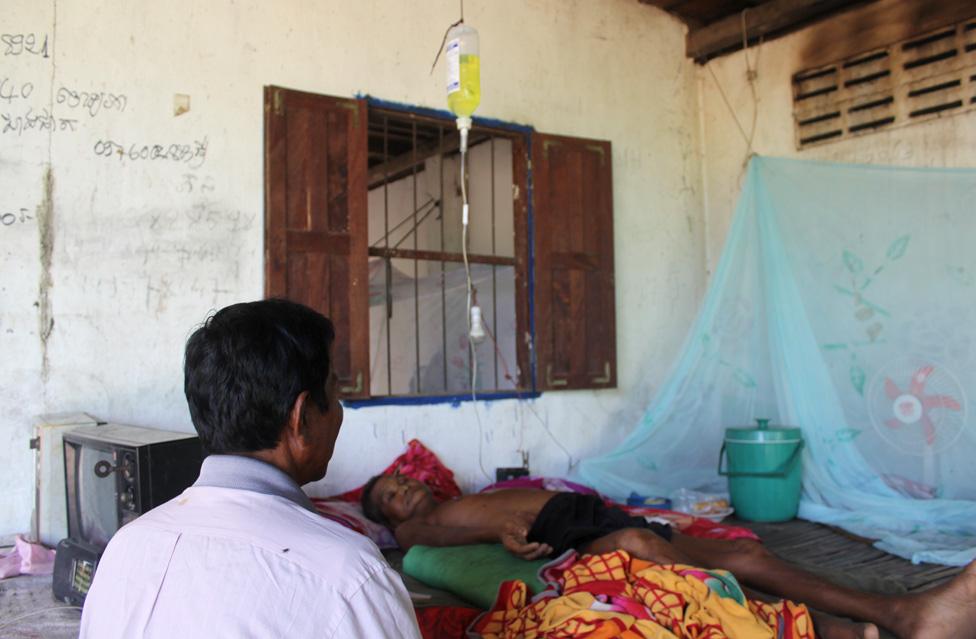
(670, 533, 976, 639)
(581, 527, 692, 565)
(581, 528, 876, 639)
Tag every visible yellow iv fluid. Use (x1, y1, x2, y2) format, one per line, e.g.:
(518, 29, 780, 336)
(445, 23, 480, 119)
(448, 54, 480, 118)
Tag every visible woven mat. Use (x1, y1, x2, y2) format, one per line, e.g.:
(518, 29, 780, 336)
(735, 517, 963, 593)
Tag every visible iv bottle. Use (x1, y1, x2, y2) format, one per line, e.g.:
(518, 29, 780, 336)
(445, 23, 480, 119)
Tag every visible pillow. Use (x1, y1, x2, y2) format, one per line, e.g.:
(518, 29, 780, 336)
(312, 439, 461, 548)
(330, 438, 462, 504)
(402, 544, 548, 610)
(310, 498, 398, 549)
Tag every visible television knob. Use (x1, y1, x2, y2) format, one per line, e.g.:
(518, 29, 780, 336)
(119, 491, 134, 508)
(94, 460, 115, 478)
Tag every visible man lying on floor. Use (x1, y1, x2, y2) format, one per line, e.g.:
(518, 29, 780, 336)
(362, 472, 976, 639)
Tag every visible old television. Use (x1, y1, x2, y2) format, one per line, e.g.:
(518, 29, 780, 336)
(53, 423, 203, 605)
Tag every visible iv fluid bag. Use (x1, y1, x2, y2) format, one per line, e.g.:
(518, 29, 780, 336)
(446, 23, 480, 118)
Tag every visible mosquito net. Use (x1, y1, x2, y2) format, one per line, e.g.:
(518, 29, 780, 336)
(579, 156, 976, 566)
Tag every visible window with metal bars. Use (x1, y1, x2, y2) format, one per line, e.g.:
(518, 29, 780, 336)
(264, 87, 617, 401)
(366, 109, 518, 396)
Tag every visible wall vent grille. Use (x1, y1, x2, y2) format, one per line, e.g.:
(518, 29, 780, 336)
(792, 18, 976, 149)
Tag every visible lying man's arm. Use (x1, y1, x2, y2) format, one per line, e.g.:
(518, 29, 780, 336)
(395, 514, 552, 560)
(394, 520, 497, 551)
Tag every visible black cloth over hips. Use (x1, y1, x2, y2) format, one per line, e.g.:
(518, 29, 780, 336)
(526, 492, 673, 557)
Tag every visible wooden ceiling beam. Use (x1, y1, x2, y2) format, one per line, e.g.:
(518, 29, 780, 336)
(639, 0, 689, 11)
(639, 0, 705, 28)
(686, 0, 867, 62)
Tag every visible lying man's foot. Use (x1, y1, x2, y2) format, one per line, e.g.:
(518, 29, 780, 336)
(813, 611, 879, 639)
(890, 560, 976, 639)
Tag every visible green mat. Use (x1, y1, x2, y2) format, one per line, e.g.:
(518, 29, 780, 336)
(402, 544, 548, 610)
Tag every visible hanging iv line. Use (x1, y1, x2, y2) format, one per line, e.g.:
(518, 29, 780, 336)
(438, 15, 483, 388)
(427, 3, 491, 480)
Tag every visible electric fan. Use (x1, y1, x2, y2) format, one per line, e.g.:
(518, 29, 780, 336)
(867, 357, 966, 455)
(867, 357, 966, 497)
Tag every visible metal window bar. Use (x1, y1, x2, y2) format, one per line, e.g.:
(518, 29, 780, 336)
(412, 120, 421, 393)
(439, 124, 448, 391)
(490, 136, 498, 389)
(384, 115, 392, 396)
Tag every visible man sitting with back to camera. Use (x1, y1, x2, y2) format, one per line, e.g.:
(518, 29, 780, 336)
(81, 300, 420, 639)
(362, 471, 976, 639)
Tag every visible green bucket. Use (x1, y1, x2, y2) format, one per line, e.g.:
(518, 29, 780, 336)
(718, 418, 804, 522)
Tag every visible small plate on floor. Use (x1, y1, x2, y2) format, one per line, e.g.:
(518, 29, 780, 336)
(696, 507, 734, 522)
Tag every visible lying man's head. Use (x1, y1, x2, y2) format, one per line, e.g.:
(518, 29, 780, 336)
(361, 472, 437, 528)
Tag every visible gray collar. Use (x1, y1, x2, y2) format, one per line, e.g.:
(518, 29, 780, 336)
(193, 454, 316, 512)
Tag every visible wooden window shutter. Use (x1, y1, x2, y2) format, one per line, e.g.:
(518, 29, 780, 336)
(264, 86, 369, 398)
(512, 135, 533, 391)
(532, 133, 616, 391)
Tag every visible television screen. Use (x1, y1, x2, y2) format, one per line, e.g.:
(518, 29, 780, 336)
(65, 442, 118, 547)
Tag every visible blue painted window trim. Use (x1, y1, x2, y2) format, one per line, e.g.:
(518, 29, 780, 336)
(350, 95, 540, 407)
(344, 390, 542, 410)
(359, 94, 535, 135)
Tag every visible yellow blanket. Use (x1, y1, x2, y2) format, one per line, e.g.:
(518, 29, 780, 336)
(470, 550, 815, 639)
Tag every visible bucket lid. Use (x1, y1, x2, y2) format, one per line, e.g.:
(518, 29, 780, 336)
(725, 418, 802, 442)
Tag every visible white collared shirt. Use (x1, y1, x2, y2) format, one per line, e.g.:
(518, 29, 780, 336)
(80, 456, 420, 639)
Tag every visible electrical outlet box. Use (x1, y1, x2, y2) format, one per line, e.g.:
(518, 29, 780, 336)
(495, 467, 529, 483)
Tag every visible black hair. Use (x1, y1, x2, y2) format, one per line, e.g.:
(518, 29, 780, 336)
(360, 474, 391, 528)
(183, 299, 335, 455)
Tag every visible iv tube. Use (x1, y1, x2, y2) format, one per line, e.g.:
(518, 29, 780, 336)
(445, 20, 483, 395)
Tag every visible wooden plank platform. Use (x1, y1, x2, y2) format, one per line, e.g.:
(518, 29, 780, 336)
(735, 517, 964, 594)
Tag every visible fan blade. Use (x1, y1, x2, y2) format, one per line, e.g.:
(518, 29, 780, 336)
(884, 378, 901, 399)
(922, 395, 962, 411)
(910, 365, 934, 395)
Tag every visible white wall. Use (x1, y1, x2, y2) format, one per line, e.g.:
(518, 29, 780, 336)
(0, 0, 705, 535)
(699, 20, 976, 275)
